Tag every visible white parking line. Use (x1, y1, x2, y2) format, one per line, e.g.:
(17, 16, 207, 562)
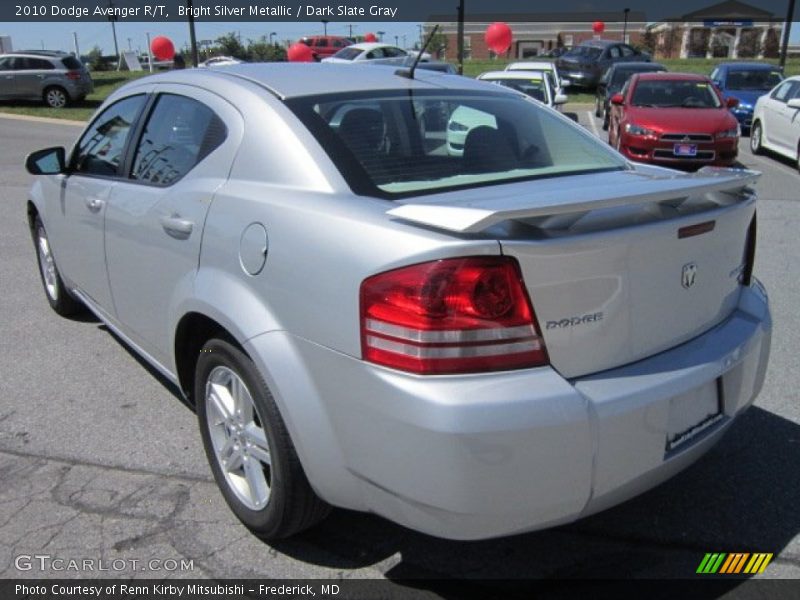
(586, 111, 600, 138)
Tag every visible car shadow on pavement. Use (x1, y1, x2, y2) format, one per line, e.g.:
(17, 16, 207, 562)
(268, 405, 798, 588)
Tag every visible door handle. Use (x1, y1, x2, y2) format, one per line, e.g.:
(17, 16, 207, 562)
(85, 197, 104, 212)
(160, 215, 194, 239)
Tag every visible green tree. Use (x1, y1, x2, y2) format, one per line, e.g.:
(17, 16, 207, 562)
(215, 32, 248, 59)
(763, 28, 780, 58)
(86, 46, 107, 71)
(247, 39, 287, 62)
(426, 28, 448, 60)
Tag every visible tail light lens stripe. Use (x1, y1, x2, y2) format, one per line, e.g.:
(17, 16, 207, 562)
(365, 319, 537, 344)
(366, 336, 543, 360)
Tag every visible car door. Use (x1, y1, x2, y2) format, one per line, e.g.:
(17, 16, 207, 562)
(14, 57, 53, 99)
(104, 86, 242, 366)
(46, 93, 148, 314)
(763, 80, 799, 152)
(0, 56, 20, 99)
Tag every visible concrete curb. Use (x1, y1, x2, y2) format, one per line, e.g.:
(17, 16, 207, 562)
(0, 112, 84, 126)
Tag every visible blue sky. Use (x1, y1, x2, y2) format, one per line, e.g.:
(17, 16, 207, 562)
(1, 20, 798, 56)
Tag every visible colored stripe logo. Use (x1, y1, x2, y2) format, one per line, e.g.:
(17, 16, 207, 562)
(697, 553, 773, 574)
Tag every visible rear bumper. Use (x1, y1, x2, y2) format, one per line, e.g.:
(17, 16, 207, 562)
(246, 280, 770, 540)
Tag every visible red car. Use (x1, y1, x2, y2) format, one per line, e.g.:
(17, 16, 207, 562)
(297, 35, 353, 61)
(608, 72, 740, 167)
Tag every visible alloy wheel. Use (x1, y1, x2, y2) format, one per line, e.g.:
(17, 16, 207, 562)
(36, 225, 59, 301)
(205, 365, 273, 510)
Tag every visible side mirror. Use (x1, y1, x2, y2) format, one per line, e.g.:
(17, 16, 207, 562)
(554, 93, 568, 105)
(25, 147, 66, 175)
(787, 98, 800, 109)
(610, 93, 625, 106)
(726, 97, 739, 108)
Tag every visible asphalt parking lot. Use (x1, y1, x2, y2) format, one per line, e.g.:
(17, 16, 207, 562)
(0, 108, 798, 592)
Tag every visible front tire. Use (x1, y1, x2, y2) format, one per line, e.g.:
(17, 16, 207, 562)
(195, 338, 330, 540)
(750, 121, 764, 155)
(33, 216, 83, 316)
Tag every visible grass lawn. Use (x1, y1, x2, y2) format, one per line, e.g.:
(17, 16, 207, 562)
(1, 58, 798, 121)
(0, 71, 149, 122)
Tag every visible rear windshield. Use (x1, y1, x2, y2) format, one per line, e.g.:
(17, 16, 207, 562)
(632, 80, 721, 108)
(61, 56, 83, 69)
(611, 67, 664, 87)
(482, 77, 548, 103)
(330, 47, 361, 61)
(726, 69, 783, 90)
(565, 46, 602, 59)
(286, 90, 625, 198)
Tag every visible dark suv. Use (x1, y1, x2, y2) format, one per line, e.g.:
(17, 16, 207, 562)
(595, 62, 666, 129)
(0, 51, 93, 107)
(556, 40, 650, 89)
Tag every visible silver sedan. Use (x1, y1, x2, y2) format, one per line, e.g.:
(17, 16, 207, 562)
(25, 64, 771, 540)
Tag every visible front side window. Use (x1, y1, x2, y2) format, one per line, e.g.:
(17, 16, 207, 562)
(72, 94, 146, 177)
(287, 90, 625, 198)
(331, 47, 361, 61)
(0, 57, 14, 70)
(770, 80, 795, 102)
(131, 94, 226, 186)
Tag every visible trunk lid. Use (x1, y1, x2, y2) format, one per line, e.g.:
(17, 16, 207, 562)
(387, 166, 759, 378)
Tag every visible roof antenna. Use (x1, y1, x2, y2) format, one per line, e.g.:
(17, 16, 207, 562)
(396, 24, 440, 80)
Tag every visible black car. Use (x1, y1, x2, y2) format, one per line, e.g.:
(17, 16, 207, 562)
(595, 62, 666, 129)
(556, 40, 650, 90)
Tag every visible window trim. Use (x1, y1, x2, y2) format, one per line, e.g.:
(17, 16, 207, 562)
(121, 91, 229, 189)
(67, 92, 152, 182)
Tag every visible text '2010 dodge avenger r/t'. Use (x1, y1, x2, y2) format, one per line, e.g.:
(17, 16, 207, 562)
(25, 64, 771, 541)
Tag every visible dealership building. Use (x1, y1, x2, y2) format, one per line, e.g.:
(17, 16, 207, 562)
(423, 11, 647, 60)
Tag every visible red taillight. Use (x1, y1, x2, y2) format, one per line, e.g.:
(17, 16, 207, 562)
(360, 257, 549, 374)
(66, 71, 81, 80)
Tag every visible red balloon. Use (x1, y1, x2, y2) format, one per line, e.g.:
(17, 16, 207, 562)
(364, 32, 377, 43)
(485, 22, 512, 55)
(592, 21, 605, 34)
(287, 43, 314, 62)
(150, 36, 175, 61)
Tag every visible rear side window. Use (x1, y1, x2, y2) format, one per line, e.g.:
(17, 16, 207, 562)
(61, 56, 83, 69)
(16, 57, 55, 70)
(72, 94, 146, 177)
(771, 81, 796, 102)
(0, 57, 14, 70)
(131, 94, 227, 186)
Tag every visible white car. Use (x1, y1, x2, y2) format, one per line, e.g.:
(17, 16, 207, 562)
(506, 60, 566, 92)
(199, 56, 243, 68)
(750, 75, 800, 172)
(321, 42, 429, 65)
(448, 71, 567, 155)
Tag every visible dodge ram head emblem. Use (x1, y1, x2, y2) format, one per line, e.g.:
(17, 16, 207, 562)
(682, 262, 698, 289)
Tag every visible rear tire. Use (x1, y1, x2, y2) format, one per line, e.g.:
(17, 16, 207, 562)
(33, 216, 83, 316)
(750, 121, 764, 155)
(595, 98, 603, 118)
(43, 86, 69, 108)
(195, 338, 330, 540)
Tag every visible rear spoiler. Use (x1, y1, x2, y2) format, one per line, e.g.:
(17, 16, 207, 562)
(386, 167, 760, 234)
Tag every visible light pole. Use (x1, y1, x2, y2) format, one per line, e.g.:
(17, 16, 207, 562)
(417, 24, 423, 49)
(269, 32, 277, 45)
(377, 31, 386, 42)
(322, 20, 329, 36)
(107, 1, 120, 61)
(779, 0, 795, 70)
(623, 8, 630, 44)
(186, 0, 199, 67)
(395, 35, 399, 47)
